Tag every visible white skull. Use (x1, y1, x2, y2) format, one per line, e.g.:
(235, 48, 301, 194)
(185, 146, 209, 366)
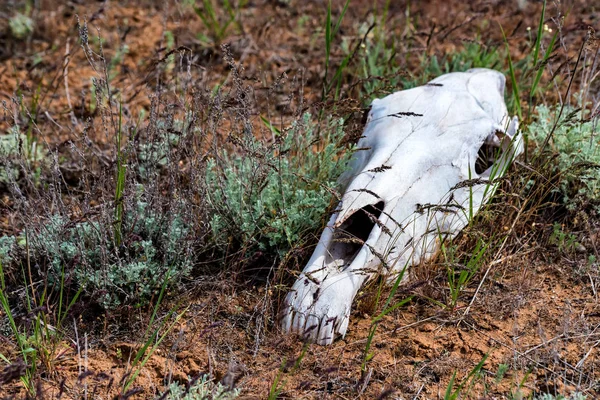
(281, 68, 523, 345)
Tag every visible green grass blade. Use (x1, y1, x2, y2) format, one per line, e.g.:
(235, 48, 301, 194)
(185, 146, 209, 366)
(123, 268, 180, 390)
(372, 296, 412, 324)
(114, 102, 126, 247)
(322, 0, 351, 100)
(456, 353, 489, 394)
(325, 2, 332, 69)
(332, 0, 350, 38)
(260, 115, 281, 135)
(444, 371, 457, 400)
(194, 6, 212, 31)
(531, 0, 546, 72)
(531, 29, 557, 99)
(203, 0, 218, 27)
(124, 306, 188, 391)
(499, 23, 522, 119)
(537, 39, 586, 155)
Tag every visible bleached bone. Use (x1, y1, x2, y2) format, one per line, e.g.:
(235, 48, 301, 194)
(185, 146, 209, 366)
(281, 68, 523, 345)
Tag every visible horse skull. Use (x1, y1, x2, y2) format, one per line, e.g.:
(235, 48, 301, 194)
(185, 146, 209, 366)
(281, 68, 523, 345)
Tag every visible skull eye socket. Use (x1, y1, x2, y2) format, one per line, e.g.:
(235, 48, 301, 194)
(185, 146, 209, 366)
(475, 131, 505, 175)
(327, 201, 385, 268)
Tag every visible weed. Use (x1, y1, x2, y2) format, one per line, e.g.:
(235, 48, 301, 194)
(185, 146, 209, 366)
(355, 30, 505, 100)
(441, 238, 489, 310)
(108, 44, 130, 81)
(122, 272, 188, 392)
(267, 343, 308, 400)
(361, 263, 412, 373)
(549, 222, 580, 253)
(322, 0, 352, 100)
(0, 260, 36, 394)
(406, 41, 505, 89)
(0, 254, 83, 395)
(267, 358, 286, 400)
(444, 354, 488, 400)
(114, 102, 126, 247)
(0, 236, 16, 265)
(500, 1, 559, 154)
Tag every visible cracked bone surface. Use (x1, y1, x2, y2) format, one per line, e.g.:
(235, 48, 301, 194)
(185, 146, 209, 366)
(281, 68, 524, 345)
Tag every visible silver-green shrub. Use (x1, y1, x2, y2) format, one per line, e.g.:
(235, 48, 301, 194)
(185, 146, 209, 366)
(528, 105, 599, 210)
(163, 376, 240, 400)
(534, 393, 586, 400)
(206, 113, 352, 255)
(0, 236, 16, 266)
(28, 198, 192, 308)
(0, 127, 46, 185)
(8, 13, 34, 40)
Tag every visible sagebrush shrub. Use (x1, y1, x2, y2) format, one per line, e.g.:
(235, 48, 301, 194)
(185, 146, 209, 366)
(206, 113, 352, 255)
(0, 126, 45, 185)
(164, 376, 240, 400)
(528, 104, 599, 210)
(0, 236, 16, 266)
(534, 393, 586, 400)
(8, 13, 33, 40)
(27, 197, 192, 308)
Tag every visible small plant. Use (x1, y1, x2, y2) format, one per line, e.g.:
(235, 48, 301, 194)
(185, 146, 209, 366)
(322, 0, 351, 100)
(193, 0, 245, 46)
(0, 262, 35, 394)
(352, 20, 505, 101)
(444, 354, 488, 400)
(122, 276, 188, 392)
(0, 256, 82, 395)
(361, 262, 412, 373)
(9, 13, 34, 40)
(0, 236, 16, 266)
(495, 363, 509, 384)
(108, 44, 130, 81)
(501, 0, 558, 119)
(441, 237, 488, 310)
(163, 375, 240, 400)
(267, 344, 308, 400)
(346, 13, 401, 99)
(26, 197, 192, 309)
(549, 222, 580, 253)
(403, 41, 504, 90)
(0, 126, 46, 185)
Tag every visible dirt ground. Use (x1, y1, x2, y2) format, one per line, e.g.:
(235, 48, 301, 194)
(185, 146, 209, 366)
(0, 0, 599, 399)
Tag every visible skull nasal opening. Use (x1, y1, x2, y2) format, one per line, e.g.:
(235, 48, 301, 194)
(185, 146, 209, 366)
(339, 201, 385, 243)
(327, 201, 385, 269)
(475, 131, 505, 175)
